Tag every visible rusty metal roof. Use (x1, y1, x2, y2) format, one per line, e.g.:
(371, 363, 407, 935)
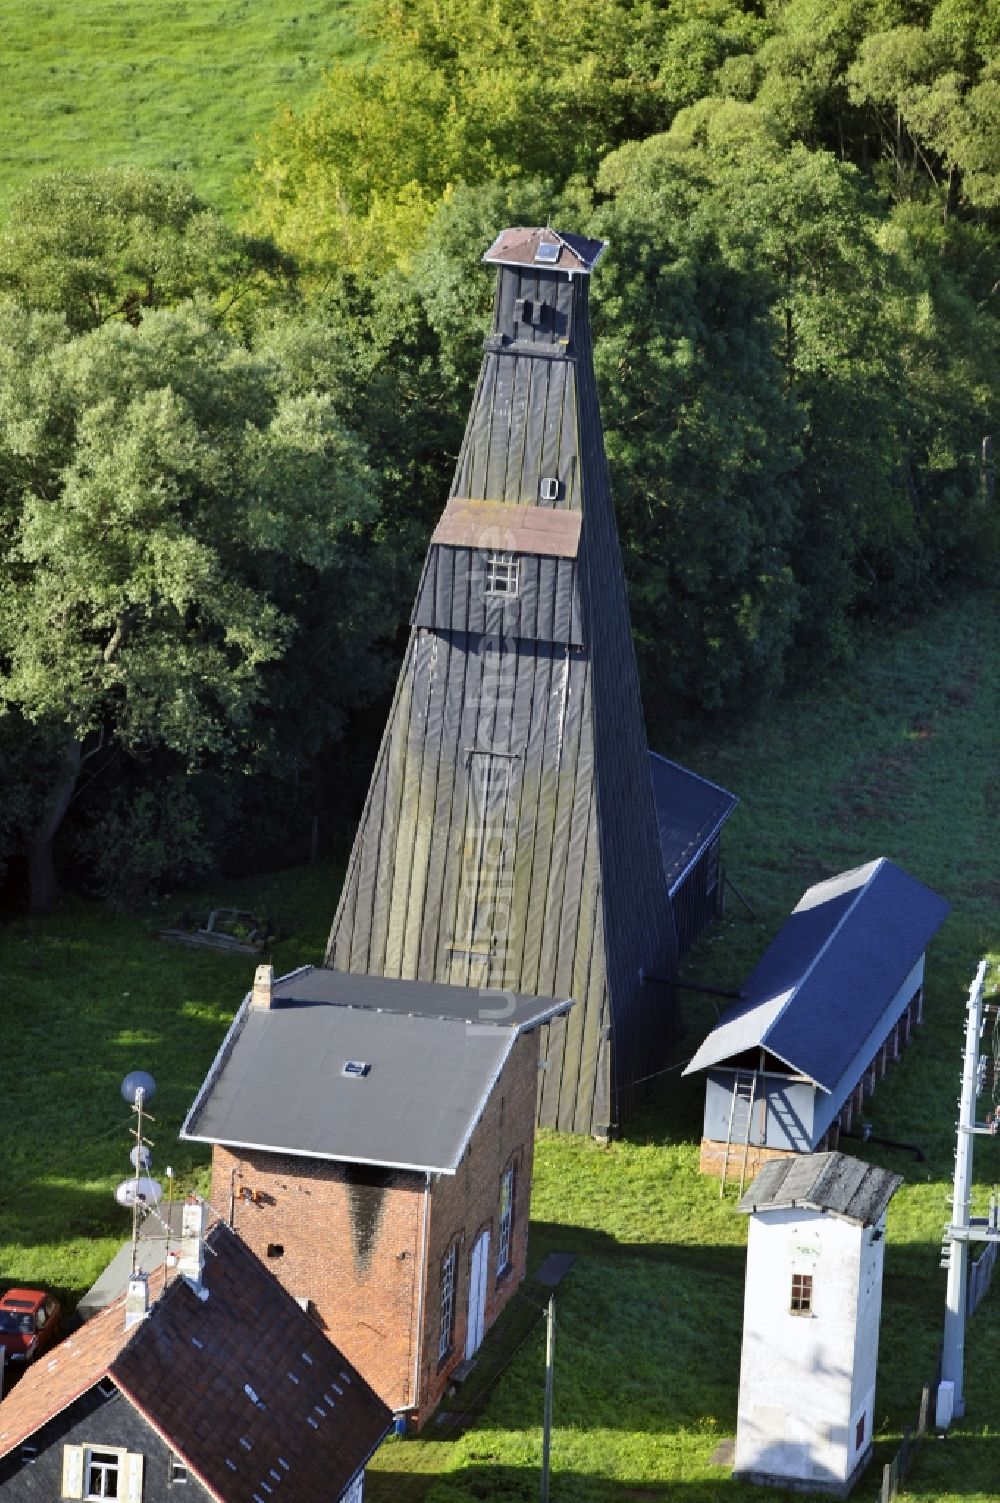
(482, 227, 607, 274)
(736, 1152, 903, 1226)
(431, 498, 582, 558)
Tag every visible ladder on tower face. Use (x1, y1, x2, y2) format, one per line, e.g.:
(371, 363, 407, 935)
(720, 1070, 758, 1199)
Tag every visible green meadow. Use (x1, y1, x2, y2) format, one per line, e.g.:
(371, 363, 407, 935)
(0, 0, 362, 213)
(1, 591, 997, 1500)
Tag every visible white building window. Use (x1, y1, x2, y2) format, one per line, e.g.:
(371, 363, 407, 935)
(85, 1450, 120, 1498)
(62, 1446, 143, 1503)
(438, 1242, 457, 1361)
(790, 1272, 813, 1315)
(170, 1453, 188, 1483)
(485, 552, 518, 597)
(497, 1165, 515, 1275)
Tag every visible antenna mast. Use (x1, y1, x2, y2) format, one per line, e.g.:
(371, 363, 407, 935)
(940, 960, 998, 1424)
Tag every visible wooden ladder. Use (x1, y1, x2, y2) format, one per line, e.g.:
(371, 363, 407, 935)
(720, 1070, 757, 1198)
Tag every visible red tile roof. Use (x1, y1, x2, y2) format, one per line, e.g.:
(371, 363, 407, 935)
(0, 1266, 165, 1459)
(0, 1222, 391, 1502)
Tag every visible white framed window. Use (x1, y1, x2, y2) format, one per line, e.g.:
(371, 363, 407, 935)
(170, 1452, 188, 1484)
(63, 1446, 143, 1502)
(485, 552, 518, 597)
(790, 1272, 813, 1314)
(86, 1451, 120, 1499)
(438, 1242, 457, 1362)
(497, 1164, 515, 1275)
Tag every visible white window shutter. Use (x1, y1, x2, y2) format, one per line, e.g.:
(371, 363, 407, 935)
(125, 1450, 144, 1502)
(61, 1444, 84, 1499)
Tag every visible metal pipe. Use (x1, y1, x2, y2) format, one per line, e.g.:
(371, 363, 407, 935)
(541, 1295, 555, 1502)
(646, 975, 746, 1002)
(411, 1172, 432, 1415)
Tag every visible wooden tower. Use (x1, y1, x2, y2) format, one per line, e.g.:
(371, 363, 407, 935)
(325, 227, 678, 1136)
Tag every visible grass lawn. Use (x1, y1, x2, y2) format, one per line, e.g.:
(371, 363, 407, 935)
(0, 0, 362, 215)
(0, 590, 997, 1499)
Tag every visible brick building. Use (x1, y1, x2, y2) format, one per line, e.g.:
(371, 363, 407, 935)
(182, 965, 571, 1427)
(0, 1212, 390, 1503)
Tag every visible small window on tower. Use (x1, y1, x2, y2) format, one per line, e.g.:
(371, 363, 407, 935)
(485, 552, 519, 597)
(790, 1272, 813, 1314)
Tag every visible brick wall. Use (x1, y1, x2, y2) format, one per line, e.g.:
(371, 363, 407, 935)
(210, 1147, 424, 1413)
(209, 1027, 540, 1428)
(416, 1029, 538, 1423)
(699, 1137, 795, 1180)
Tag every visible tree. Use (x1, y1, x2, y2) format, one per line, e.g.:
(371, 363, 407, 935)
(593, 137, 803, 707)
(0, 300, 384, 913)
(0, 168, 291, 332)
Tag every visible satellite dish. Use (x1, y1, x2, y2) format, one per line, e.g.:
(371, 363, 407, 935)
(116, 1177, 163, 1208)
(129, 1145, 153, 1172)
(121, 1070, 156, 1106)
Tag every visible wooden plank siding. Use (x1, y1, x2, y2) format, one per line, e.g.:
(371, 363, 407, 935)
(325, 234, 679, 1136)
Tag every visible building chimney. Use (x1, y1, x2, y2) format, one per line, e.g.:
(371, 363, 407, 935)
(179, 1197, 209, 1299)
(251, 964, 274, 1011)
(124, 1273, 149, 1330)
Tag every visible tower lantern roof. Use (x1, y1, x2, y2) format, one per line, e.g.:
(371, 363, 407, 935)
(482, 226, 607, 275)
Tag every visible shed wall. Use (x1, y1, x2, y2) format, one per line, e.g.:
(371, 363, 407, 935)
(703, 1072, 816, 1152)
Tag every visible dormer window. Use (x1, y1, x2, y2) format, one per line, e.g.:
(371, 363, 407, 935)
(539, 476, 561, 503)
(485, 552, 518, 597)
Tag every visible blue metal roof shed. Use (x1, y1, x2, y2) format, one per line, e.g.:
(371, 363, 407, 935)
(684, 858, 950, 1181)
(648, 752, 738, 961)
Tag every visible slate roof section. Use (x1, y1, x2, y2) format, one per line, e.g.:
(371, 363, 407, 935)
(736, 1152, 903, 1226)
(648, 751, 738, 895)
(682, 858, 950, 1088)
(482, 226, 607, 273)
(0, 1224, 392, 1502)
(183, 970, 573, 1173)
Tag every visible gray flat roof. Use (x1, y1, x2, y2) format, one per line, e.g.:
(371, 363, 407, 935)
(270, 966, 571, 1032)
(183, 971, 572, 1174)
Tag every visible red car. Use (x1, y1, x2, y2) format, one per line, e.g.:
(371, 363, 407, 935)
(0, 1289, 61, 1367)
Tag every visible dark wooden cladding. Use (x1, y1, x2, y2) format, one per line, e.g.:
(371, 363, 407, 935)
(412, 547, 585, 647)
(326, 229, 678, 1137)
(432, 499, 582, 557)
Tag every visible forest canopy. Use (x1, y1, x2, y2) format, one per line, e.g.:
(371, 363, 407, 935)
(0, 0, 997, 910)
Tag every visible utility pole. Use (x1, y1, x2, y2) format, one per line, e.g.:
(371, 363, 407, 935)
(941, 960, 989, 1422)
(541, 1295, 555, 1502)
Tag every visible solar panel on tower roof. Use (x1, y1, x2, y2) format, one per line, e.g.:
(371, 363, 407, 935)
(535, 241, 560, 263)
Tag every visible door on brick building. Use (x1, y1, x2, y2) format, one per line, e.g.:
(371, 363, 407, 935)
(465, 1229, 490, 1358)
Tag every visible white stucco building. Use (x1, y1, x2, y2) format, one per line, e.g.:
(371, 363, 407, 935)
(734, 1152, 902, 1496)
